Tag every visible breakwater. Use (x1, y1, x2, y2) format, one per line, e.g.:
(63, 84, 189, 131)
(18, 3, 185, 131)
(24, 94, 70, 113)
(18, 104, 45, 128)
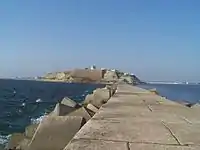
(65, 84, 200, 150)
(6, 83, 200, 150)
(5, 84, 117, 150)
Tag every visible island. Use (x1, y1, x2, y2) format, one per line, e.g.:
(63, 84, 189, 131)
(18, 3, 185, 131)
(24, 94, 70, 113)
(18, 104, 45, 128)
(38, 65, 144, 85)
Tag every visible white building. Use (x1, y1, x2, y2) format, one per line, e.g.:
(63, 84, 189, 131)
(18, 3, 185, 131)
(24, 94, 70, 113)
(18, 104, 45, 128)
(90, 65, 96, 70)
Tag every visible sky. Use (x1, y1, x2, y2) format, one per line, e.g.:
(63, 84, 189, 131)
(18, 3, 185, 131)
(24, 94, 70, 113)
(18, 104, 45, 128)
(0, 0, 200, 82)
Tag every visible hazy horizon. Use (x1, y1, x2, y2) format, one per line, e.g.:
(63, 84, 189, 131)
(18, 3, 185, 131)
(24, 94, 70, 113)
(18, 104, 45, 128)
(1, 1, 200, 82)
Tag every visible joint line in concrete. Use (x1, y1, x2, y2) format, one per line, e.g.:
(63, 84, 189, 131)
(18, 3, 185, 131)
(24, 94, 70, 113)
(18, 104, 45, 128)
(180, 116, 192, 124)
(161, 121, 182, 145)
(147, 105, 153, 112)
(126, 142, 130, 150)
(77, 137, 183, 147)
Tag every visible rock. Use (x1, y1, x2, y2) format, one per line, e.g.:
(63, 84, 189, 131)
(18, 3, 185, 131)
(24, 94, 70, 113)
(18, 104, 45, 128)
(61, 97, 78, 108)
(6, 133, 25, 150)
(103, 70, 119, 81)
(86, 104, 99, 113)
(25, 123, 39, 138)
(105, 84, 117, 96)
(55, 72, 66, 80)
(51, 103, 76, 116)
(16, 138, 31, 150)
(83, 88, 110, 108)
(149, 88, 159, 95)
(93, 88, 110, 102)
(119, 75, 134, 84)
(27, 116, 84, 150)
(83, 94, 94, 105)
(68, 107, 91, 122)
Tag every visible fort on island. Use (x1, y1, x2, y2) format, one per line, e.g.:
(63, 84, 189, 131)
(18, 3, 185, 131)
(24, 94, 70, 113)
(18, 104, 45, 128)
(6, 66, 200, 150)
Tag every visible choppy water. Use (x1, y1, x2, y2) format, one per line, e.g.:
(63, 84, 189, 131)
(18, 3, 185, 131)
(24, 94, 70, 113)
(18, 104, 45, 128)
(0, 79, 104, 146)
(138, 84, 200, 104)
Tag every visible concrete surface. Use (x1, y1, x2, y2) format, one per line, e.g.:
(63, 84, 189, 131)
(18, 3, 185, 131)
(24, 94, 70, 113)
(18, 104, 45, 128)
(64, 84, 200, 150)
(28, 116, 84, 150)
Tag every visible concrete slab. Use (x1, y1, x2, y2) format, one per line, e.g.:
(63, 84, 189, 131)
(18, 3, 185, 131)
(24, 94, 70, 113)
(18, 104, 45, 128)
(129, 143, 200, 150)
(166, 122, 200, 145)
(108, 95, 146, 105)
(150, 105, 200, 123)
(68, 107, 92, 122)
(64, 139, 127, 150)
(93, 108, 187, 123)
(28, 116, 84, 150)
(138, 94, 181, 106)
(65, 84, 200, 150)
(73, 119, 178, 145)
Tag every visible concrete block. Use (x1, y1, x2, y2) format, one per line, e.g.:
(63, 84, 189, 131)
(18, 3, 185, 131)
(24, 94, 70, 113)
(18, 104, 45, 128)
(93, 88, 110, 101)
(51, 103, 76, 116)
(83, 94, 94, 105)
(25, 123, 39, 138)
(86, 104, 99, 113)
(64, 139, 127, 150)
(166, 122, 200, 145)
(6, 133, 25, 150)
(27, 116, 84, 150)
(61, 97, 78, 108)
(73, 119, 178, 145)
(68, 107, 91, 122)
(16, 138, 31, 150)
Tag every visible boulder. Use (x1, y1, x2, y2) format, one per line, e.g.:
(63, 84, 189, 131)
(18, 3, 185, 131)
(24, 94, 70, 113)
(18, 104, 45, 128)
(16, 138, 31, 150)
(105, 84, 117, 96)
(51, 103, 76, 116)
(6, 133, 25, 150)
(149, 88, 159, 95)
(83, 88, 110, 108)
(27, 116, 84, 150)
(119, 75, 134, 84)
(93, 88, 110, 102)
(83, 94, 94, 105)
(103, 70, 119, 81)
(61, 97, 78, 108)
(68, 107, 91, 122)
(25, 123, 39, 138)
(86, 104, 99, 113)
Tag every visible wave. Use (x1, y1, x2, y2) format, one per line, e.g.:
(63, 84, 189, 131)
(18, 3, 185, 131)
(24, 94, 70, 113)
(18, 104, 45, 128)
(30, 114, 47, 124)
(0, 134, 10, 146)
(36, 98, 42, 103)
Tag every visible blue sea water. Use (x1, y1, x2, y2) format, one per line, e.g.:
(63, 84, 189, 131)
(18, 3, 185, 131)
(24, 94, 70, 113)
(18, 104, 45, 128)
(0, 79, 105, 146)
(138, 84, 200, 104)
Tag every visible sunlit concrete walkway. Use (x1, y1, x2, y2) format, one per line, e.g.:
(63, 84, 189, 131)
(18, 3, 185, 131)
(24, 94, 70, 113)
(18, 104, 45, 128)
(64, 84, 200, 150)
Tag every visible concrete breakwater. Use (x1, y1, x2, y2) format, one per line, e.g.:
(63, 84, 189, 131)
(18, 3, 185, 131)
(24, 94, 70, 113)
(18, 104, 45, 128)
(64, 84, 200, 150)
(6, 83, 200, 150)
(5, 84, 117, 150)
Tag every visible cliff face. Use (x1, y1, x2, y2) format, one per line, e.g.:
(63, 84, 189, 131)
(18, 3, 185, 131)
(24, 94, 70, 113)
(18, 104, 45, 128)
(41, 68, 143, 84)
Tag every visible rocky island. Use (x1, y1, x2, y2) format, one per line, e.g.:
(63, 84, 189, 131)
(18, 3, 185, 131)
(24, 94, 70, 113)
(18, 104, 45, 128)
(39, 65, 144, 85)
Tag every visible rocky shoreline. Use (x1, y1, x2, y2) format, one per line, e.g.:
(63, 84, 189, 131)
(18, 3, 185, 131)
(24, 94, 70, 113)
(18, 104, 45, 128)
(5, 84, 117, 150)
(38, 66, 144, 85)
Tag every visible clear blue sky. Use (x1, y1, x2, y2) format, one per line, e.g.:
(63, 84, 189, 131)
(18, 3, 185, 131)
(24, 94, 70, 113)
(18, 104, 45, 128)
(0, 0, 200, 82)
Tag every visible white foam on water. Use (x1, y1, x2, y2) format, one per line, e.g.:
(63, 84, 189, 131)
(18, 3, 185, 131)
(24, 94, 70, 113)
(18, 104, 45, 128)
(0, 134, 11, 146)
(21, 102, 26, 106)
(36, 98, 42, 103)
(30, 113, 47, 124)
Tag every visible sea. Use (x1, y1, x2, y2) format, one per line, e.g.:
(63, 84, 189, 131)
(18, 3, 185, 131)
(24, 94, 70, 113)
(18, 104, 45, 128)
(138, 83, 200, 104)
(0, 79, 105, 148)
(0, 80, 200, 148)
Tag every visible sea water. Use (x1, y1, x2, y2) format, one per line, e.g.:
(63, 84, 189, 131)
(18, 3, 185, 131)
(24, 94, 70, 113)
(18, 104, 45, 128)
(0, 79, 104, 147)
